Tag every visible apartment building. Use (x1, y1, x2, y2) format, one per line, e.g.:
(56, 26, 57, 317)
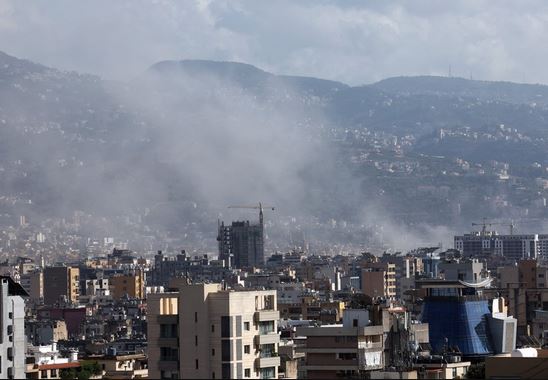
(43, 266, 79, 305)
(0, 276, 28, 379)
(19, 270, 43, 303)
(148, 283, 280, 379)
(110, 270, 145, 300)
(454, 231, 539, 261)
(361, 262, 396, 299)
(296, 309, 384, 379)
(380, 254, 424, 300)
(148, 292, 179, 379)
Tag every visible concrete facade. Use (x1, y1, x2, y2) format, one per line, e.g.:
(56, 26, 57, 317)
(0, 276, 27, 379)
(20, 271, 43, 303)
(148, 284, 280, 379)
(110, 270, 145, 300)
(43, 267, 79, 305)
(296, 309, 384, 379)
(361, 262, 396, 299)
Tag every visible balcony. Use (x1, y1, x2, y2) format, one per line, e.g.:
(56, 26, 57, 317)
(255, 356, 280, 369)
(255, 332, 280, 345)
(157, 337, 179, 347)
(255, 310, 279, 322)
(158, 361, 178, 371)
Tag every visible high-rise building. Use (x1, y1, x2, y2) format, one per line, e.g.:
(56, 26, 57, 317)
(454, 231, 539, 261)
(0, 276, 28, 379)
(43, 266, 80, 305)
(148, 283, 280, 379)
(218, 212, 264, 268)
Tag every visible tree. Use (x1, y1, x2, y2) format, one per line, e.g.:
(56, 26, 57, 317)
(59, 362, 102, 380)
(348, 293, 373, 309)
(465, 362, 485, 379)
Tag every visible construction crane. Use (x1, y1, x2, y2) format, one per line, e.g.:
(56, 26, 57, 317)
(472, 218, 494, 235)
(227, 202, 275, 225)
(472, 219, 516, 235)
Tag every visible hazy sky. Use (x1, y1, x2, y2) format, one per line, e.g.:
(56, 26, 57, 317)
(0, 0, 546, 84)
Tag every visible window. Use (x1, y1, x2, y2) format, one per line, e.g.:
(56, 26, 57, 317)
(212, 372, 215, 379)
(51, 369, 57, 377)
(195, 335, 198, 346)
(259, 344, 275, 358)
(222, 340, 231, 361)
(160, 347, 178, 361)
(222, 363, 231, 379)
(245, 368, 251, 377)
(260, 367, 275, 379)
(353, 319, 358, 327)
(195, 359, 199, 369)
(337, 353, 357, 360)
(244, 345, 250, 354)
(41, 370, 48, 378)
(160, 324, 177, 338)
(221, 316, 231, 338)
(211, 324, 215, 333)
(195, 312, 198, 323)
(244, 322, 250, 331)
(258, 321, 274, 334)
(212, 348, 215, 356)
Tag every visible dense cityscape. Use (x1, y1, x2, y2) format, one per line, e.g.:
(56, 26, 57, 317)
(4, 1, 548, 379)
(0, 206, 547, 379)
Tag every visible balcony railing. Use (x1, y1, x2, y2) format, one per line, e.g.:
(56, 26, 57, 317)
(255, 356, 280, 369)
(255, 310, 279, 322)
(255, 333, 280, 346)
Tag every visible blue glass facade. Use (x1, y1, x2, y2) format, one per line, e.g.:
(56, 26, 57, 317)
(421, 298, 493, 356)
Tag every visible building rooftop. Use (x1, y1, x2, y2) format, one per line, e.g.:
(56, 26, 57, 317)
(0, 275, 28, 296)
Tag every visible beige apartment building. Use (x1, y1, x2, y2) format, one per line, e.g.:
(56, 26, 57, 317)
(361, 262, 396, 299)
(110, 270, 145, 300)
(43, 266, 79, 305)
(148, 283, 280, 379)
(296, 309, 385, 379)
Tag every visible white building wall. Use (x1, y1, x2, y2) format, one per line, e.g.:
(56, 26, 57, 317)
(0, 278, 26, 379)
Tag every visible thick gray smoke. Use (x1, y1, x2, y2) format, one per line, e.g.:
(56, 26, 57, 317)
(0, 51, 454, 254)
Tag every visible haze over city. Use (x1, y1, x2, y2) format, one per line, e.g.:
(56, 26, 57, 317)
(1, 1, 548, 379)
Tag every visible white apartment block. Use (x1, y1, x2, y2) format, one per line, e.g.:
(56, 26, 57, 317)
(0, 276, 27, 379)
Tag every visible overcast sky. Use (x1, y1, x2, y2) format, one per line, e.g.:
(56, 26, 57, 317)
(0, 0, 546, 85)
